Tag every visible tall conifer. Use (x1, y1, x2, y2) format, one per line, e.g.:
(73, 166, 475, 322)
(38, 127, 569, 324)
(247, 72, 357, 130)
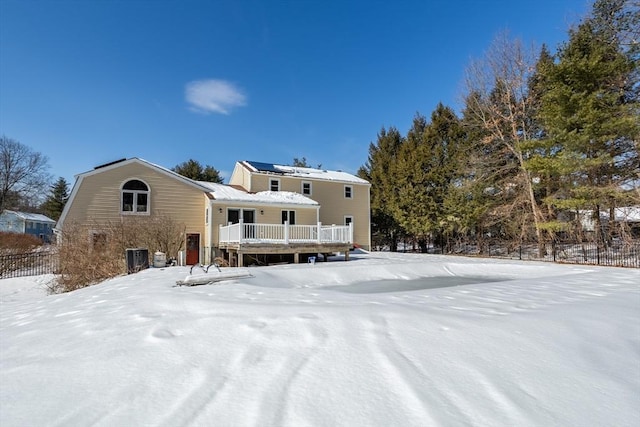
(42, 177, 69, 221)
(358, 126, 405, 250)
(539, 2, 639, 240)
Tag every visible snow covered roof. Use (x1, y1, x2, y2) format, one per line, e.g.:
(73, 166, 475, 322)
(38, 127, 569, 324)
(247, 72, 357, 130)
(613, 206, 640, 222)
(242, 160, 369, 185)
(3, 210, 56, 223)
(197, 181, 319, 206)
(579, 206, 640, 223)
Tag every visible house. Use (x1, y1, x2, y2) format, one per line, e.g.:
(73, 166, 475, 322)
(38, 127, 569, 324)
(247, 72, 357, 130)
(0, 210, 56, 243)
(56, 158, 371, 266)
(228, 161, 371, 251)
(577, 206, 640, 237)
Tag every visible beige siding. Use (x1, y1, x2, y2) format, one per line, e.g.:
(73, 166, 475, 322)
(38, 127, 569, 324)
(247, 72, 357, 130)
(229, 163, 252, 191)
(306, 179, 370, 249)
(247, 173, 270, 192)
(64, 162, 206, 238)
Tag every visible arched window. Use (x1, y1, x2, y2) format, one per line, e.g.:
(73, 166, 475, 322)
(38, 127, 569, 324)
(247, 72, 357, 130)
(121, 179, 150, 214)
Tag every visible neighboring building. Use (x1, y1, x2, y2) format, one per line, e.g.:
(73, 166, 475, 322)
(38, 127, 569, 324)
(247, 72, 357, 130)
(56, 158, 371, 266)
(578, 206, 640, 236)
(0, 210, 56, 243)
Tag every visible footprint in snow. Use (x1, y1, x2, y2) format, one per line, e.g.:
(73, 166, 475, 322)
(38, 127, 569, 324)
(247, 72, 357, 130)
(150, 328, 178, 340)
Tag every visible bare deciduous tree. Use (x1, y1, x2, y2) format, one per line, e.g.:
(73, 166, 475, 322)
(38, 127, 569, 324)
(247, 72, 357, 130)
(0, 136, 51, 212)
(462, 32, 549, 255)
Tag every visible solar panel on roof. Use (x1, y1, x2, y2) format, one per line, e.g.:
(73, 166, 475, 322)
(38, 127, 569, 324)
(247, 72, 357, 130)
(246, 160, 282, 173)
(94, 158, 127, 170)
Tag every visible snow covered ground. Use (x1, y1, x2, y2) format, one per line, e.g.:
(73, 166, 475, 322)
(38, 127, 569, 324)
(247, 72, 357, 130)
(1, 252, 639, 426)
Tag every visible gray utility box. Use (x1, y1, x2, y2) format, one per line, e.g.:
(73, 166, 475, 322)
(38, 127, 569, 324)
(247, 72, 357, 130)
(126, 248, 149, 274)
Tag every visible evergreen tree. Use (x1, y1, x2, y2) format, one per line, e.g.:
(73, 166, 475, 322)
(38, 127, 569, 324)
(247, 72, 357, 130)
(42, 177, 69, 221)
(292, 157, 322, 169)
(292, 157, 309, 167)
(451, 95, 501, 253)
(358, 126, 405, 251)
(522, 44, 566, 233)
(422, 104, 466, 249)
(173, 159, 224, 183)
(390, 114, 429, 250)
(390, 107, 464, 251)
(539, 4, 640, 241)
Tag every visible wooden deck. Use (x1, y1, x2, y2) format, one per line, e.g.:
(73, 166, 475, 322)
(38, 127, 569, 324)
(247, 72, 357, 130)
(218, 222, 353, 267)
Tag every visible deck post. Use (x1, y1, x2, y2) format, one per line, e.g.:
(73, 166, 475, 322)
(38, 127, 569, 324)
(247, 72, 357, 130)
(284, 221, 289, 244)
(349, 221, 353, 244)
(344, 250, 349, 262)
(317, 222, 322, 243)
(239, 218, 244, 243)
(237, 250, 243, 267)
(294, 252, 299, 264)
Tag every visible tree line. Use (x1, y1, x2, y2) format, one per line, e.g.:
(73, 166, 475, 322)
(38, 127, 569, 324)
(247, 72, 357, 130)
(358, 0, 639, 254)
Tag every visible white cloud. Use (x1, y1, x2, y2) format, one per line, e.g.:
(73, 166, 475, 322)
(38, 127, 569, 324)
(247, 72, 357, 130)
(185, 79, 247, 115)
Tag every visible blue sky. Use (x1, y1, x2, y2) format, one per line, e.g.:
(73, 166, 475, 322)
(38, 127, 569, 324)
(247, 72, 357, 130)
(0, 0, 589, 185)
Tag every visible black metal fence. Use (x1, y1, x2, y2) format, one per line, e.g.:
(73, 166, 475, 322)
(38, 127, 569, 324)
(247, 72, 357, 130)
(427, 239, 640, 268)
(0, 251, 60, 279)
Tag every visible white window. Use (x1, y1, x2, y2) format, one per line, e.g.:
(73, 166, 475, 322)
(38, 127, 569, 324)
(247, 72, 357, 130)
(344, 185, 353, 199)
(121, 179, 150, 214)
(270, 178, 280, 192)
(301, 181, 312, 196)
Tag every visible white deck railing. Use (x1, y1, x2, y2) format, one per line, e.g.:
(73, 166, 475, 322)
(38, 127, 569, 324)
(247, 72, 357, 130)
(219, 221, 353, 245)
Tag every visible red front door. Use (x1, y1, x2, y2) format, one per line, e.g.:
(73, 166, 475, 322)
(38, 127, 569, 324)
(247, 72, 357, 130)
(186, 234, 200, 265)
